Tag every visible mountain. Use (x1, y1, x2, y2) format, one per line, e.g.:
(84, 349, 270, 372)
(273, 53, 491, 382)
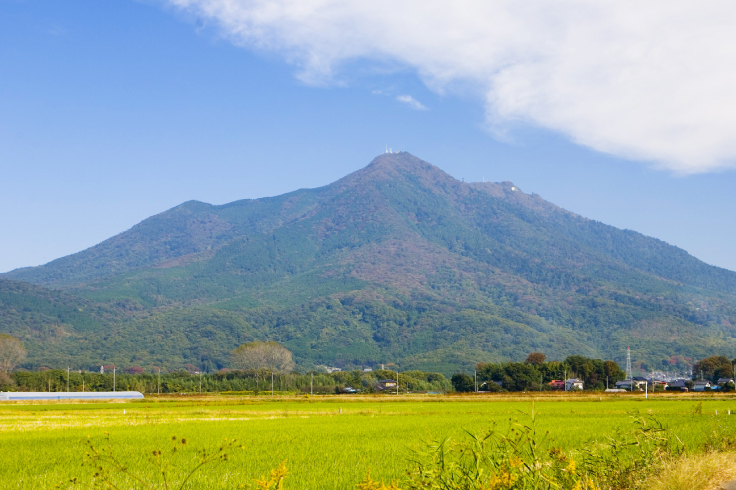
(3, 152, 736, 374)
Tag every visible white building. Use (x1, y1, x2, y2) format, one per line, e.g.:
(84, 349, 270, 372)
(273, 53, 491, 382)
(565, 378, 584, 391)
(0, 391, 143, 401)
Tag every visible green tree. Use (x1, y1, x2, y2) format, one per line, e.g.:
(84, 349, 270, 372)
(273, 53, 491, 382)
(451, 373, 474, 392)
(693, 355, 733, 382)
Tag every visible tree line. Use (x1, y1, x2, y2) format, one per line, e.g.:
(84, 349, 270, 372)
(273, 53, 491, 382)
(4, 334, 735, 395)
(451, 352, 627, 392)
(5, 368, 450, 394)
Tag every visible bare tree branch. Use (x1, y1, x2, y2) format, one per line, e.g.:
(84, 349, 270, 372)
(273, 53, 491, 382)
(232, 341, 294, 373)
(0, 334, 27, 373)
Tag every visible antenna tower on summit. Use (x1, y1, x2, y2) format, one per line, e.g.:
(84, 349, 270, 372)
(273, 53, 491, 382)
(626, 346, 632, 380)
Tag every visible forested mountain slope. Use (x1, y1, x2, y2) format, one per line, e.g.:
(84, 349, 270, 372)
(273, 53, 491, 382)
(3, 153, 736, 373)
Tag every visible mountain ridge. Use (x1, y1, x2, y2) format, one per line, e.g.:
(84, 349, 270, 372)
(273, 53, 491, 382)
(2, 152, 736, 373)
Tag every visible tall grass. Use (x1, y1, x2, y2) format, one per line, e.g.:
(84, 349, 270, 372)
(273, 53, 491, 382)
(642, 452, 736, 490)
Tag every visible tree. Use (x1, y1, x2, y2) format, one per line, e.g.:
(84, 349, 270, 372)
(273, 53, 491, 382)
(231, 341, 295, 372)
(525, 352, 546, 365)
(451, 373, 475, 392)
(693, 355, 733, 382)
(0, 334, 26, 373)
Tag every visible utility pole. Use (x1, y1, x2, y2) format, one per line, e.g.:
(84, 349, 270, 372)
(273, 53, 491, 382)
(606, 376, 609, 390)
(396, 371, 399, 395)
(626, 346, 632, 380)
(474, 370, 477, 393)
(564, 369, 567, 391)
(199, 371, 202, 394)
(113, 366, 116, 392)
(158, 368, 161, 395)
(67, 367, 70, 392)
(310, 372, 313, 396)
(271, 371, 274, 396)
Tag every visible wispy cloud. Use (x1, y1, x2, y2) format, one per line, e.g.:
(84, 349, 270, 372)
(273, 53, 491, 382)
(164, 0, 736, 173)
(47, 24, 67, 36)
(396, 95, 427, 111)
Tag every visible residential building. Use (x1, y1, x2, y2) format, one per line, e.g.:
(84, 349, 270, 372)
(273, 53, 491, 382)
(377, 379, 398, 391)
(565, 378, 584, 391)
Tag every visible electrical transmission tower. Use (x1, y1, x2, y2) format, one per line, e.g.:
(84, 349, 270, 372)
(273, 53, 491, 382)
(626, 346, 632, 380)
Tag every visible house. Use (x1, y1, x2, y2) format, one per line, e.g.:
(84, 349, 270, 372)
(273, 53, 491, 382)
(565, 378, 584, 391)
(666, 379, 689, 392)
(717, 378, 734, 386)
(377, 379, 398, 391)
(547, 380, 565, 390)
(652, 380, 668, 390)
(317, 365, 342, 374)
(615, 380, 635, 391)
(632, 376, 651, 387)
(692, 380, 712, 392)
(615, 379, 647, 391)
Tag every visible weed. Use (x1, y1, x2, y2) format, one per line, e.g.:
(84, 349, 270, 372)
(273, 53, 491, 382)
(356, 472, 402, 489)
(400, 411, 681, 489)
(640, 451, 736, 490)
(251, 460, 288, 490)
(56, 433, 243, 489)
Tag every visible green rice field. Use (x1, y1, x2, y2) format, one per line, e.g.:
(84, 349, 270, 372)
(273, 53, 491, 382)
(2, 393, 736, 489)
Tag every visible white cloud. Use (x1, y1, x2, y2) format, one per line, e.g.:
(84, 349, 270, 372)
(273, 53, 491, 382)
(164, 0, 736, 173)
(396, 95, 427, 111)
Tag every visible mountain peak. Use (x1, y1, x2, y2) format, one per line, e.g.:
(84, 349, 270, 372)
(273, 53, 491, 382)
(336, 152, 459, 193)
(365, 151, 449, 176)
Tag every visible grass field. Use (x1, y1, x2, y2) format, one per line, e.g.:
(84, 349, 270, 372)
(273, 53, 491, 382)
(2, 393, 736, 489)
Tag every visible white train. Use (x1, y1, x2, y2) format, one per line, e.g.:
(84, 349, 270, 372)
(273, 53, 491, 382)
(0, 391, 144, 401)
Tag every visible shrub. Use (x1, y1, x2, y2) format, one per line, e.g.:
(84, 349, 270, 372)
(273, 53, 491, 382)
(451, 373, 474, 392)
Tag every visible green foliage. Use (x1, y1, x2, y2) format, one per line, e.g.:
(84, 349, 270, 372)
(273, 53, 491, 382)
(451, 373, 475, 393)
(475, 356, 625, 391)
(693, 355, 734, 382)
(9, 368, 450, 394)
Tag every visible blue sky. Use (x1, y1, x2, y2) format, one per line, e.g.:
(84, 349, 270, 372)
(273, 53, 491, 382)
(2, 0, 736, 273)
